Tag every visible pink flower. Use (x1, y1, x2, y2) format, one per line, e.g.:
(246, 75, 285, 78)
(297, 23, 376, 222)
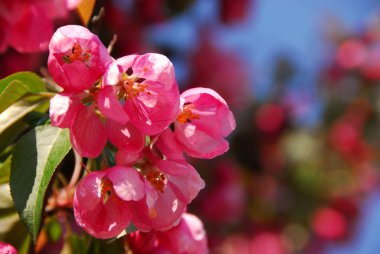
(128, 158, 204, 231)
(116, 132, 205, 231)
(127, 213, 208, 254)
(73, 166, 145, 239)
(50, 92, 145, 158)
(154, 213, 208, 254)
(102, 53, 180, 135)
(48, 25, 113, 92)
(174, 87, 236, 159)
(0, 0, 80, 53)
(0, 241, 17, 254)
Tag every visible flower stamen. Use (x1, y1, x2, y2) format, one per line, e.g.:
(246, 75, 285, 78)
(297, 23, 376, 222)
(63, 43, 92, 63)
(176, 103, 200, 124)
(100, 177, 115, 204)
(140, 165, 167, 193)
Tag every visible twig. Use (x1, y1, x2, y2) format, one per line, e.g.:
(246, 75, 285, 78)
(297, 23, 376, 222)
(68, 150, 83, 187)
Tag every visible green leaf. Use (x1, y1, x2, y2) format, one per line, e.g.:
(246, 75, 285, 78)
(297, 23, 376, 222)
(0, 72, 47, 113)
(0, 98, 49, 153)
(45, 217, 62, 242)
(0, 98, 49, 134)
(10, 125, 71, 242)
(0, 155, 12, 184)
(0, 72, 45, 94)
(62, 234, 90, 254)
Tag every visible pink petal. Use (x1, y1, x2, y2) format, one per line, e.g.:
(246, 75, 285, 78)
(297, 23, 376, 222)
(97, 86, 129, 124)
(74, 171, 132, 239)
(154, 159, 205, 203)
(0, 20, 9, 53)
(70, 105, 107, 158)
(34, 0, 68, 19)
(174, 123, 230, 159)
(105, 120, 145, 151)
(102, 56, 136, 86)
(131, 181, 186, 232)
(107, 166, 145, 201)
(155, 213, 208, 254)
(49, 93, 81, 128)
(132, 53, 176, 89)
(155, 129, 184, 161)
(0, 241, 17, 254)
(125, 80, 179, 135)
(66, 0, 82, 9)
(115, 149, 142, 167)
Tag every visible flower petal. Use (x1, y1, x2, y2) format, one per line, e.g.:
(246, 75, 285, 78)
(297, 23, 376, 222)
(49, 92, 81, 128)
(125, 80, 179, 135)
(105, 120, 145, 152)
(70, 105, 107, 158)
(97, 86, 129, 124)
(107, 166, 145, 201)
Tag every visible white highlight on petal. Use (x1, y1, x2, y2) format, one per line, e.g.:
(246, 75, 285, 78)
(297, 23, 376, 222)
(172, 199, 179, 212)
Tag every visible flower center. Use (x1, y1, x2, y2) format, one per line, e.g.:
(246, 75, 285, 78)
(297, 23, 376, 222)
(80, 86, 100, 106)
(140, 165, 167, 193)
(117, 75, 151, 100)
(63, 43, 92, 64)
(176, 102, 200, 124)
(100, 177, 115, 204)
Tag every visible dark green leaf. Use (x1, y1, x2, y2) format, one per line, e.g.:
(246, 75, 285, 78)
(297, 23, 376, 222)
(66, 234, 90, 254)
(87, 238, 124, 254)
(10, 125, 71, 242)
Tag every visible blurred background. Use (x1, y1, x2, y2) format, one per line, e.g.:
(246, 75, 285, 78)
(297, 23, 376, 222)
(3, 0, 380, 253)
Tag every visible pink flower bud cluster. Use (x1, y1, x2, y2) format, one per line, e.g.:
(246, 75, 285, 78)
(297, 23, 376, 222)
(48, 25, 235, 245)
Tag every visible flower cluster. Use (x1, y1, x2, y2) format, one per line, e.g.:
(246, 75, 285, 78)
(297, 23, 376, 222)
(48, 25, 235, 241)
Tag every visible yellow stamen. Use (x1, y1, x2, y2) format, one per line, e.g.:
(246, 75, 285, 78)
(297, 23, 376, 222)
(176, 103, 200, 124)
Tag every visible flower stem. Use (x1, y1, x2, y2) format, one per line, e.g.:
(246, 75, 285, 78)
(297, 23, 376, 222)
(68, 150, 82, 187)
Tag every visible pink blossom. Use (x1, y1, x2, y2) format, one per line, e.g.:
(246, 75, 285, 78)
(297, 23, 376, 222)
(73, 166, 145, 239)
(0, 0, 79, 53)
(49, 92, 145, 158)
(127, 213, 208, 254)
(116, 135, 205, 231)
(154, 213, 208, 254)
(0, 241, 17, 254)
(102, 53, 180, 135)
(129, 158, 204, 231)
(48, 25, 113, 92)
(174, 87, 236, 159)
